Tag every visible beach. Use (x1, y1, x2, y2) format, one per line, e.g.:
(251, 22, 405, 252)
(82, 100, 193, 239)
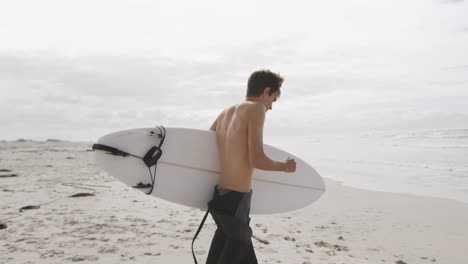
(1, 140, 467, 263)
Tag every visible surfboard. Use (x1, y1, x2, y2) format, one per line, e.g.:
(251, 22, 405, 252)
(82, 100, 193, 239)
(93, 127, 325, 214)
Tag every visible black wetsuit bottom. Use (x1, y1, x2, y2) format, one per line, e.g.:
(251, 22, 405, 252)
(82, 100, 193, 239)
(205, 185, 258, 264)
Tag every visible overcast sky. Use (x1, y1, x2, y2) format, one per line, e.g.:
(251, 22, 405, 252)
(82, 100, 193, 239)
(0, 0, 467, 142)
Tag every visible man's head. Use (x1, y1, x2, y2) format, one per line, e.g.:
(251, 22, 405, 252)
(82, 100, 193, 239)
(246, 70, 284, 111)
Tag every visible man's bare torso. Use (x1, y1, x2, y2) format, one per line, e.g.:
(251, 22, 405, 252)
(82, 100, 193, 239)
(213, 101, 260, 192)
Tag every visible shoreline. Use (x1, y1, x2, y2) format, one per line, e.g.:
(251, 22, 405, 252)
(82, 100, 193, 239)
(322, 177, 468, 207)
(2, 138, 467, 206)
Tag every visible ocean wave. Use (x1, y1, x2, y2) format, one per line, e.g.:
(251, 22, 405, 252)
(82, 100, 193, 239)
(361, 129, 468, 140)
(311, 156, 468, 174)
(383, 143, 468, 149)
(398, 129, 468, 139)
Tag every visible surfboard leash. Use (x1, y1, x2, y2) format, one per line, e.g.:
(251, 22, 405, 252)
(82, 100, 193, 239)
(92, 125, 166, 196)
(142, 126, 166, 195)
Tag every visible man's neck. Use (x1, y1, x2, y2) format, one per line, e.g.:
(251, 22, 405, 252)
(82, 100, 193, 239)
(245, 96, 261, 103)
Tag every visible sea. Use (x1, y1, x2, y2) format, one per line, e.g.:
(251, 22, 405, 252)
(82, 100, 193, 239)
(270, 128, 468, 204)
(1, 128, 467, 204)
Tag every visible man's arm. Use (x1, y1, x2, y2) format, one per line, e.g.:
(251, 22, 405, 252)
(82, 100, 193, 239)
(247, 103, 285, 171)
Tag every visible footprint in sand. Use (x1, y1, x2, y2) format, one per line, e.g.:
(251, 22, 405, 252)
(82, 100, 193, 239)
(314, 240, 349, 254)
(67, 255, 99, 262)
(40, 249, 64, 259)
(97, 245, 119, 254)
(283, 236, 296, 242)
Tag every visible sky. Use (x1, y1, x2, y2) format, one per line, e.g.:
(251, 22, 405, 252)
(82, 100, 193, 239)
(0, 0, 467, 142)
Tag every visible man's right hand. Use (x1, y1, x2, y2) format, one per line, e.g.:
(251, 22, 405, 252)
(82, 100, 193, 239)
(283, 158, 296, 172)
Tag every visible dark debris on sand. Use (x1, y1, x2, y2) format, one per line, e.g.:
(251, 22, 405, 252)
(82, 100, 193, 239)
(19, 205, 41, 212)
(0, 174, 18, 178)
(0, 222, 7, 230)
(0, 169, 12, 172)
(69, 193, 95, 198)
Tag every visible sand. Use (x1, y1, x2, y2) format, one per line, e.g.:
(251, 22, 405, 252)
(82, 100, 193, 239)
(1, 141, 467, 263)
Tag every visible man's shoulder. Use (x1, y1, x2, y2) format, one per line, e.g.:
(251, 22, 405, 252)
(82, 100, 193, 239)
(247, 102, 266, 114)
(239, 101, 264, 111)
(241, 102, 265, 122)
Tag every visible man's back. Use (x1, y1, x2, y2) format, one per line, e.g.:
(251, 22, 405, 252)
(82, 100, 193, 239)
(213, 101, 259, 192)
(198, 70, 295, 264)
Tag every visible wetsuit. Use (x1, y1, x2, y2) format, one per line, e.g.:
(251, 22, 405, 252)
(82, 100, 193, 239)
(192, 185, 258, 264)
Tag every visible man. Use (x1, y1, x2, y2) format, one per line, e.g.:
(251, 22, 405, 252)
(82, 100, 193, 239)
(194, 70, 296, 264)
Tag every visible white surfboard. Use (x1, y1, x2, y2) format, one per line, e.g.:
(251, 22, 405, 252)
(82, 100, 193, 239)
(93, 127, 325, 214)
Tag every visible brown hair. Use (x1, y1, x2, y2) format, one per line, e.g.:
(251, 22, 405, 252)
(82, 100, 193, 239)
(246, 70, 284, 97)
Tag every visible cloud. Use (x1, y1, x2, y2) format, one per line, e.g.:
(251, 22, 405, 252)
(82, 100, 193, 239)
(1, 41, 467, 141)
(441, 65, 468, 71)
(436, 0, 464, 3)
(0, 51, 270, 140)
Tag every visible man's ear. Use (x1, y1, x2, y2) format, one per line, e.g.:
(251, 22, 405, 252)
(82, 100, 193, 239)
(263, 87, 271, 96)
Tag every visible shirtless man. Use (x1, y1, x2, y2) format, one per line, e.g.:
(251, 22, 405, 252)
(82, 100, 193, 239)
(209, 70, 296, 192)
(201, 70, 296, 264)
